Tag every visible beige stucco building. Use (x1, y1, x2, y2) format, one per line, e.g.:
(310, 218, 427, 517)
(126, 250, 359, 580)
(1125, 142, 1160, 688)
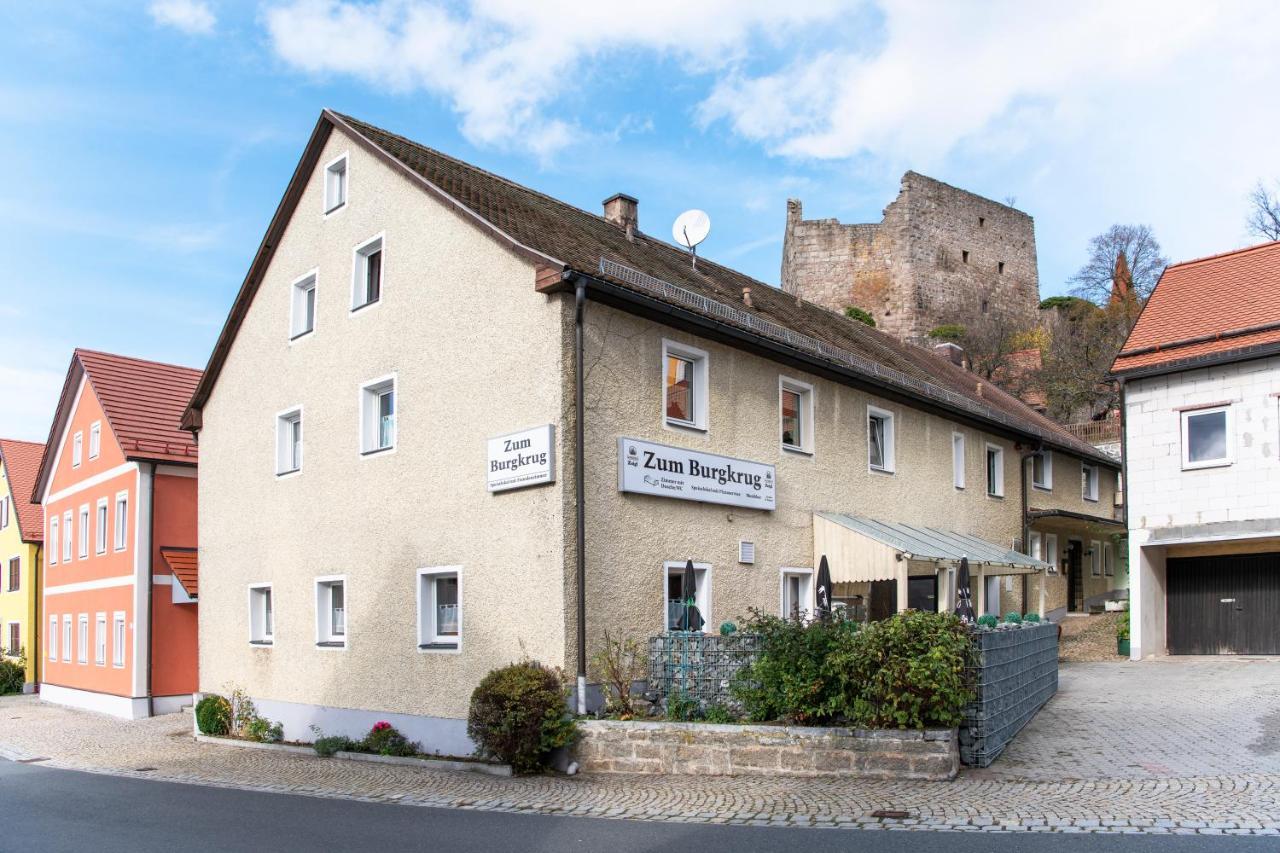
(184, 111, 1122, 751)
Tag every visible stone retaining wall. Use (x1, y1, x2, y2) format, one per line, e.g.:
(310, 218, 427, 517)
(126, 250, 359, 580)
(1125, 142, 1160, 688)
(574, 719, 959, 781)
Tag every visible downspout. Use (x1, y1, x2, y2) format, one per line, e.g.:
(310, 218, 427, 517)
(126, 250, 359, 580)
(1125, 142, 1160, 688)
(145, 462, 156, 718)
(33, 545, 41, 690)
(573, 275, 588, 715)
(1020, 445, 1040, 615)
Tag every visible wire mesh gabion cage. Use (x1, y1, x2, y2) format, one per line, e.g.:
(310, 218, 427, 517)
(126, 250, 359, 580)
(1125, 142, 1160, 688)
(647, 631, 761, 712)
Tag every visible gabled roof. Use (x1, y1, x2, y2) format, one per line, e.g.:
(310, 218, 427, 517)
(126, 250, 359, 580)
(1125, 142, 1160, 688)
(161, 548, 198, 599)
(1113, 241, 1280, 376)
(183, 110, 1115, 467)
(33, 349, 202, 500)
(0, 438, 46, 542)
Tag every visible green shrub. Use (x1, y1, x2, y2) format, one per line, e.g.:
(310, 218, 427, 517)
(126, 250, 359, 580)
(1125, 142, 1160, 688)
(843, 306, 876, 327)
(312, 735, 355, 757)
(731, 609, 858, 724)
(195, 694, 232, 736)
(1023, 613, 1041, 623)
(467, 661, 577, 774)
(976, 614, 998, 629)
(0, 656, 25, 695)
(702, 704, 738, 724)
(927, 323, 966, 342)
(1117, 610, 1130, 641)
(362, 721, 420, 757)
(1002, 612, 1022, 625)
(665, 690, 700, 722)
(828, 611, 976, 729)
(245, 716, 284, 744)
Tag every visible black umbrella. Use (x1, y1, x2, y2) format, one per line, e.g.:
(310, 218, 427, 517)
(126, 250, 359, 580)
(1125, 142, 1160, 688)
(954, 556, 976, 624)
(815, 555, 833, 621)
(677, 559, 704, 632)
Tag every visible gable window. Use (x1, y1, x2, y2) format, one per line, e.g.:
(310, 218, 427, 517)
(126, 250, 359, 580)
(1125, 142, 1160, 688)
(49, 517, 59, 565)
(351, 234, 383, 310)
(114, 492, 128, 551)
(662, 340, 708, 430)
(952, 432, 965, 489)
(315, 577, 346, 647)
(779, 377, 814, 453)
(290, 271, 318, 340)
(249, 585, 274, 645)
(1032, 451, 1052, 490)
(359, 376, 396, 455)
(95, 498, 108, 555)
(867, 406, 896, 473)
(72, 431, 83, 468)
(324, 152, 348, 213)
(89, 421, 101, 460)
(664, 561, 710, 632)
(95, 613, 106, 666)
(276, 408, 303, 476)
(77, 614, 88, 664)
(77, 505, 89, 559)
(61, 615, 72, 663)
(62, 510, 73, 563)
(112, 612, 126, 667)
(1081, 463, 1099, 502)
(418, 567, 462, 650)
(49, 615, 57, 662)
(986, 444, 1005, 497)
(1090, 540, 1102, 576)
(781, 568, 813, 621)
(7, 556, 18, 592)
(1181, 405, 1232, 469)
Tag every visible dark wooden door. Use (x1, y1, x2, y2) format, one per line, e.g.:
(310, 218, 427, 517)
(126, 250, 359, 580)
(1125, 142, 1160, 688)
(1167, 552, 1280, 655)
(1067, 541, 1084, 612)
(907, 576, 938, 612)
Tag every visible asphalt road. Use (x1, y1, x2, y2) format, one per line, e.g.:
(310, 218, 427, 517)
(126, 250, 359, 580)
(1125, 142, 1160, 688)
(0, 760, 1270, 852)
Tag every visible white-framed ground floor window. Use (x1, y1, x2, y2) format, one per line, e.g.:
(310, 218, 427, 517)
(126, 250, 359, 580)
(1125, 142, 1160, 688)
(314, 576, 347, 648)
(249, 584, 274, 645)
(664, 561, 710, 632)
(417, 567, 462, 651)
(780, 568, 814, 621)
(112, 612, 126, 667)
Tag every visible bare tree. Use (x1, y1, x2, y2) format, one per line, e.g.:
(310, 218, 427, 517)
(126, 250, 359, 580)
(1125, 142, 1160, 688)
(1247, 180, 1280, 242)
(1038, 298, 1139, 422)
(1069, 224, 1167, 303)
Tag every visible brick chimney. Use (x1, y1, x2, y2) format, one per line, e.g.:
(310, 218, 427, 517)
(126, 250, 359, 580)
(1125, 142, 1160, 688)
(602, 193, 638, 238)
(933, 342, 966, 368)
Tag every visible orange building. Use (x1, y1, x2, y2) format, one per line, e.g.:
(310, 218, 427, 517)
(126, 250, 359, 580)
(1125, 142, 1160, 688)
(32, 350, 201, 718)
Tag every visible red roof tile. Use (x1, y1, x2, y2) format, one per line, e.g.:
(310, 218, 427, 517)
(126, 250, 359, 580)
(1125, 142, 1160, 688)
(1113, 241, 1280, 374)
(76, 349, 203, 463)
(0, 438, 46, 542)
(161, 548, 198, 598)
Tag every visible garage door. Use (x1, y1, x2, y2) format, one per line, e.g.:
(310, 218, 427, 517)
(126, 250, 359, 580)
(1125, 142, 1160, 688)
(1167, 552, 1280, 655)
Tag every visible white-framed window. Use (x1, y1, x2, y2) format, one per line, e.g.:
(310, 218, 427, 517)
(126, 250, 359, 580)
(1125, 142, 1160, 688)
(1045, 533, 1059, 572)
(1029, 530, 1043, 561)
(661, 340, 709, 430)
(986, 444, 1005, 497)
(359, 376, 396, 455)
(0, 496, 8, 529)
(77, 614, 88, 664)
(663, 561, 711, 632)
(112, 612, 126, 667)
(77, 505, 89, 559)
(324, 152, 348, 214)
(249, 584, 274, 645)
(72, 431, 83, 468)
(314, 577, 346, 647)
(867, 406, 896, 473)
(6, 556, 17, 593)
(62, 510, 73, 563)
(1181, 405, 1232, 469)
(1081, 463, 1099, 502)
(89, 421, 101, 460)
(49, 516, 58, 565)
(61, 615, 72, 662)
(94, 613, 106, 666)
(49, 615, 57, 662)
(952, 432, 965, 489)
(351, 233, 384, 310)
(114, 491, 128, 551)
(1032, 450, 1053, 490)
(275, 408, 303, 476)
(1090, 540, 1102, 576)
(5, 622, 17, 657)
(779, 376, 814, 453)
(780, 568, 814, 621)
(290, 270, 318, 340)
(95, 498, 108, 555)
(417, 567, 462, 650)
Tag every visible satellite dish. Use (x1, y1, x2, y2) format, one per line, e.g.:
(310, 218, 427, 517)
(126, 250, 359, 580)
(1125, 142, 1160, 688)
(672, 209, 710, 269)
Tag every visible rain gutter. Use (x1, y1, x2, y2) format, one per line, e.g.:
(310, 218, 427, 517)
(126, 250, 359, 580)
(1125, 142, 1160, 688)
(572, 274, 588, 715)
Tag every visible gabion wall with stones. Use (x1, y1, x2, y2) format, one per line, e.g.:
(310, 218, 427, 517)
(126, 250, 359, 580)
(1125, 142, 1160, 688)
(647, 631, 760, 711)
(960, 622, 1059, 767)
(573, 719, 959, 780)
(781, 171, 1041, 345)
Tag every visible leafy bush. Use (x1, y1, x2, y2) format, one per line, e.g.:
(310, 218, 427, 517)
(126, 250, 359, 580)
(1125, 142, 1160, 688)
(195, 694, 232, 736)
(590, 631, 647, 719)
(702, 704, 738, 724)
(665, 690, 699, 722)
(313, 735, 355, 757)
(362, 721, 420, 757)
(732, 610, 859, 725)
(843, 306, 876, 327)
(1002, 612, 1023, 625)
(245, 716, 284, 744)
(928, 323, 966, 342)
(828, 611, 976, 729)
(467, 661, 577, 774)
(975, 614, 998, 629)
(1117, 610, 1130, 641)
(1023, 613, 1041, 623)
(0, 655, 26, 695)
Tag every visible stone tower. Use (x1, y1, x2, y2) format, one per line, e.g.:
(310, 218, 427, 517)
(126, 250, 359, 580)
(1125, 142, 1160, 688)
(781, 172, 1040, 346)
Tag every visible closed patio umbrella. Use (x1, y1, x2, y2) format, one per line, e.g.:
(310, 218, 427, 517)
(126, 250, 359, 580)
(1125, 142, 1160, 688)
(955, 556, 976, 624)
(677, 559, 704, 632)
(815, 555, 833, 621)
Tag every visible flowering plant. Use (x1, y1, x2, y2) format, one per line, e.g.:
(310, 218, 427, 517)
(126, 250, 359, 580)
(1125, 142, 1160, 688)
(362, 721, 419, 757)
(372, 721, 392, 733)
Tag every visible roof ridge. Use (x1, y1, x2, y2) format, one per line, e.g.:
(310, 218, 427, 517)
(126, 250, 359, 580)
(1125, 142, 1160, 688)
(1165, 239, 1280, 271)
(75, 347, 203, 374)
(0, 437, 45, 448)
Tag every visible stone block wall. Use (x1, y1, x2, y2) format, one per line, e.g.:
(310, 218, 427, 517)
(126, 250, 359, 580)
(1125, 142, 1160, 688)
(574, 719, 959, 781)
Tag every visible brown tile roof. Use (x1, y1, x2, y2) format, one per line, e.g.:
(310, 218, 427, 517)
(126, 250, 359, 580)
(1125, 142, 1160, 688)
(161, 548, 198, 598)
(0, 438, 46, 542)
(184, 110, 1113, 467)
(1113, 241, 1280, 375)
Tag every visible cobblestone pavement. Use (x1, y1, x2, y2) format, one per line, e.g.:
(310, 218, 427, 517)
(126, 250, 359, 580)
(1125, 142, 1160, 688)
(3, 660, 1278, 837)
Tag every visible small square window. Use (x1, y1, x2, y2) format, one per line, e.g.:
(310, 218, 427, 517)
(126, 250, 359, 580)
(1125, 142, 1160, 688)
(72, 431, 83, 468)
(779, 377, 814, 453)
(291, 271, 317, 339)
(324, 153, 348, 213)
(1081, 463, 1099, 502)
(352, 234, 383, 310)
(986, 444, 1004, 497)
(1032, 451, 1052, 490)
(360, 377, 396, 455)
(952, 432, 966, 489)
(1181, 406, 1231, 469)
(315, 578, 346, 647)
(89, 421, 101, 459)
(662, 340, 709, 430)
(249, 585, 274, 645)
(276, 408, 303, 476)
(418, 568, 462, 650)
(665, 561, 710, 632)
(868, 406, 895, 473)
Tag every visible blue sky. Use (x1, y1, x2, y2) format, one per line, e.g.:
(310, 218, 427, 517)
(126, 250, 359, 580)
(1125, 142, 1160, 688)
(2, 0, 1279, 441)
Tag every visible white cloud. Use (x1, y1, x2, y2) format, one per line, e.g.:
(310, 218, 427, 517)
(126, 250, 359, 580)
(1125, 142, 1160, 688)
(149, 0, 217, 36)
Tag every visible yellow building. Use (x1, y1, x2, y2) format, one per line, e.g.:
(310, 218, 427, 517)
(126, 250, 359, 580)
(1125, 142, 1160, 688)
(0, 438, 44, 690)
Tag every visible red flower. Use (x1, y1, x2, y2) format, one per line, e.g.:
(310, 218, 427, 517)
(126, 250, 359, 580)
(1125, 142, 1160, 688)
(372, 721, 391, 732)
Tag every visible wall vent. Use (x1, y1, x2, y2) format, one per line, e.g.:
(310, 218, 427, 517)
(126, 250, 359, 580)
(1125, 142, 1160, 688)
(738, 540, 756, 565)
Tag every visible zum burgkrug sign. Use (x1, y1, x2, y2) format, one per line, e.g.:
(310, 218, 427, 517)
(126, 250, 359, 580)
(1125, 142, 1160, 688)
(618, 437, 776, 511)
(487, 425, 555, 492)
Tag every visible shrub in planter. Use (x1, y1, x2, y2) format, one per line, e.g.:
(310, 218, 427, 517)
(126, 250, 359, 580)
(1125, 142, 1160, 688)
(245, 716, 284, 744)
(731, 609, 858, 724)
(829, 610, 976, 729)
(195, 694, 232, 736)
(1116, 610, 1130, 641)
(467, 661, 577, 774)
(313, 735, 355, 757)
(1002, 612, 1022, 625)
(975, 614, 998, 629)
(362, 721, 420, 757)
(1023, 612, 1041, 623)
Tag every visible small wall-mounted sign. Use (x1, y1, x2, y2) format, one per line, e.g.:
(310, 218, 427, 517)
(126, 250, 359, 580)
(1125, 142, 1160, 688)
(487, 425, 555, 492)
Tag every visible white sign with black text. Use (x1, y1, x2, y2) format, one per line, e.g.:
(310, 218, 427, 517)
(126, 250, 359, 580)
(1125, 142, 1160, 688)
(487, 425, 555, 492)
(618, 437, 776, 510)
